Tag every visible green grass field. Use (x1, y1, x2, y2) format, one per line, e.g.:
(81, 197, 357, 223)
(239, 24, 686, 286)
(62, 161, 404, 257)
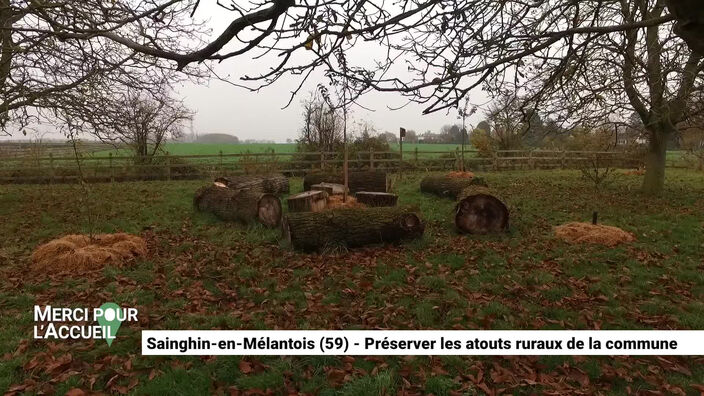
(1, 169, 703, 394)
(92, 142, 467, 158)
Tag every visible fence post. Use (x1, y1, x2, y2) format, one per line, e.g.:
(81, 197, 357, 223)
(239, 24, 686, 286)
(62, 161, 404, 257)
(369, 149, 374, 170)
(492, 151, 498, 171)
(414, 147, 418, 166)
(528, 150, 534, 170)
(49, 153, 55, 184)
(560, 150, 566, 169)
(166, 152, 171, 181)
(109, 152, 114, 183)
(455, 147, 460, 171)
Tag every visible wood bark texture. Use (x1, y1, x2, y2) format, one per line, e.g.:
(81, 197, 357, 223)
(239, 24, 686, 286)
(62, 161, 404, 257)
(287, 190, 328, 212)
(355, 192, 399, 207)
(194, 185, 282, 227)
(283, 207, 425, 251)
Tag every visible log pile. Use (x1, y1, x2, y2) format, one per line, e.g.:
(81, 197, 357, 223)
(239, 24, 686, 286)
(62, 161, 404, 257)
(420, 174, 487, 199)
(303, 171, 389, 193)
(454, 186, 509, 234)
(283, 207, 424, 251)
(355, 192, 398, 207)
(194, 184, 282, 227)
(214, 174, 289, 195)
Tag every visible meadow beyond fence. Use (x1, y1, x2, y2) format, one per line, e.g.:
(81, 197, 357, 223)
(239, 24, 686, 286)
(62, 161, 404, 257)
(0, 148, 649, 184)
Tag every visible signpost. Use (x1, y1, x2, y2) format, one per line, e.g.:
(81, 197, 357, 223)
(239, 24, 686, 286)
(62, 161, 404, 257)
(399, 127, 406, 176)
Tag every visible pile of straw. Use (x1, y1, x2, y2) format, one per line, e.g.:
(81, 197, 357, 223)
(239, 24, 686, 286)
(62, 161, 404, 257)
(31, 233, 147, 273)
(326, 195, 366, 209)
(447, 171, 476, 179)
(554, 222, 635, 247)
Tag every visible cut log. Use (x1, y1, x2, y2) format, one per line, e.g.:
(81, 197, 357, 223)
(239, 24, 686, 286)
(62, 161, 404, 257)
(283, 207, 425, 251)
(455, 186, 509, 234)
(303, 171, 389, 193)
(355, 191, 398, 207)
(215, 174, 289, 195)
(287, 190, 328, 213)
(311, 182, 348, 196)
(194, 185, 282, 227)
(420, 174, 488, 199)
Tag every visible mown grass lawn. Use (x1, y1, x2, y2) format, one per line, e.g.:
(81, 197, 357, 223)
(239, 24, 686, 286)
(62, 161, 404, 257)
(1, 169, 703, 394)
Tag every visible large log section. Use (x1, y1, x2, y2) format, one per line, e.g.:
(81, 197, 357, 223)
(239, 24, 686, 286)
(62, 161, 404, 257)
(303, 171, 389, 193)
(194, 185, 282, 227)
(455, 186, 509, 234)
(420, 174, 488, 199)
(287, 191, 328, 212)
(355, 192, 398, 207)
(214, 174, 289, 195)
(283, 207, 424, 251)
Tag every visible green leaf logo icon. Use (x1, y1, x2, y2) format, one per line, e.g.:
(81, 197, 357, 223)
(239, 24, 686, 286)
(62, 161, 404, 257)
(97, 302, 122, 346)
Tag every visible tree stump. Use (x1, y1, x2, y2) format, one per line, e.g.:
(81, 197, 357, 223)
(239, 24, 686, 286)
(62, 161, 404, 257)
(454, 186, 509, 234)
(194, 185, 282, 227)
(303, 171, 389, 193)
(311, 182, 348, 196)
(282, 207, 425, 251)
(420, 174, 488, 199)
(214, 174, 289, 195)
(287, 191, 328, 212)
(355, 191, 398, 207)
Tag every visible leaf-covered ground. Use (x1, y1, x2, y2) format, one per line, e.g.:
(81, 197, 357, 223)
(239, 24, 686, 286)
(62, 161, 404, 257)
(1, 170, 703, 395)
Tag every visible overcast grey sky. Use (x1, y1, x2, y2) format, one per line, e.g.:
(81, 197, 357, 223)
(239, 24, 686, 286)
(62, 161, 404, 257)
(178, 2, 489, 142)
(2, 1, 489, 142)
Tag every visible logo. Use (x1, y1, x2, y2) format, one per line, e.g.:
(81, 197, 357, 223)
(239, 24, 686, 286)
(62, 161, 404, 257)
(33, 303, 138, 346)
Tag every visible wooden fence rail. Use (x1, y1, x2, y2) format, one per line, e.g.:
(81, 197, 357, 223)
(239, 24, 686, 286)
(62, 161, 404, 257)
(0, 149, 648, 184)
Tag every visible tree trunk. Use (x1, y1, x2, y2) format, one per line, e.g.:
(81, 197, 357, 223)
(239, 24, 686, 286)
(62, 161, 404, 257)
(355, 192, 398, 207)
(283, 207, 425, 251)
(215, 174, 289, 195)
(303, 171, 389, 193)
(287, 191, 328, 212)
(455, 186, 509, 234)
(420, 174, 488, 199)
(194, 185, 282, 227)
(641, 127, 668, 195)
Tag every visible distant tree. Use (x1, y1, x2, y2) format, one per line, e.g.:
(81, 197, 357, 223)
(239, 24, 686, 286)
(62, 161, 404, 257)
(297, 91, 343, 152)
(404, 130, 419, 144)
(68, 86, 192, 163)
(439, 124, 464, 144)
(380, 132, 398, 144)
(476, 121, 491, 134)
(469, 128, 494, 158)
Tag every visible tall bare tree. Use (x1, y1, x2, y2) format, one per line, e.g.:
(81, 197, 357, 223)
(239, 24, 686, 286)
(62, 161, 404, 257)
(0, 0, 203, 133)
(60, 85, 192, 163)
(297, 91, 342, 153)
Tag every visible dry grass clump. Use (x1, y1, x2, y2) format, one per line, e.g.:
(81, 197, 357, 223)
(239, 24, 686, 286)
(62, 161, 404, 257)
(31, 233, 147, 273)
(326, 195, 366, 209)
(554, 222, 635, 247)
(448, 171, 476, 179)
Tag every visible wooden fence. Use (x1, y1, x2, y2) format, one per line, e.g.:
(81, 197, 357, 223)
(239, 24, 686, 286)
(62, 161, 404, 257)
(0, 148, 647, 184)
